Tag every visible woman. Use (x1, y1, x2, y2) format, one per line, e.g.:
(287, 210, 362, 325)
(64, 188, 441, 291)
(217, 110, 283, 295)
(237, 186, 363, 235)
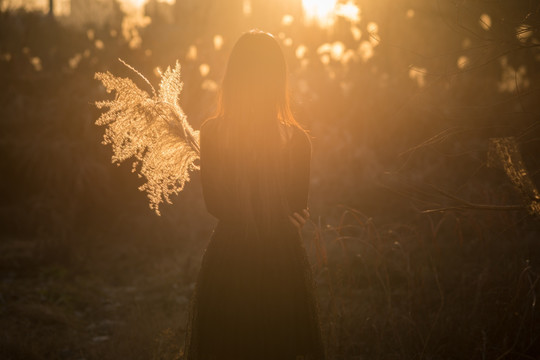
(184, 30, 325, 360)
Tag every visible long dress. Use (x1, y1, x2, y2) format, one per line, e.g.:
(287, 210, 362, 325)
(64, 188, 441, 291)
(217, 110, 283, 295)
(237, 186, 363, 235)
(183, 117, 326, 360)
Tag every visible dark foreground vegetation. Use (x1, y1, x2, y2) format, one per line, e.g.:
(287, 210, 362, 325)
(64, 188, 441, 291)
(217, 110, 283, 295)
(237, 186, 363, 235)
(1, 0, 539, 358)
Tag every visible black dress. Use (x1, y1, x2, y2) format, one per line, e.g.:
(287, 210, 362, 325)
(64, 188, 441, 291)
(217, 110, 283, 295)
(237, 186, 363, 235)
(184, 118, 326, 360)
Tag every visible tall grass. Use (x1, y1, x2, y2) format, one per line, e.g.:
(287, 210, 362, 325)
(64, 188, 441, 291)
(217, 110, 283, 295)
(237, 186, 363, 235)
(308, 206, 540, 359)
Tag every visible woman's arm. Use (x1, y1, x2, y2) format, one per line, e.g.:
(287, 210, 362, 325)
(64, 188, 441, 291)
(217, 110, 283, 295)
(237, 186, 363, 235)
(290, 208, 310, 229)
(288, 129, 312, 229)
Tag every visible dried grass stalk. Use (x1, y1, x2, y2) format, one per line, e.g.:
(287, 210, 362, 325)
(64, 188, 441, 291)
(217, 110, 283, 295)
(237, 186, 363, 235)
(95, 59, 200, 215)
(488, 136, 540, 216)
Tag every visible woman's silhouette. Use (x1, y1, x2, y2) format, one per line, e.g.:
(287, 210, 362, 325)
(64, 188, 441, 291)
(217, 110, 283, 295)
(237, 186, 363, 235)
(183, 30, 326, 360)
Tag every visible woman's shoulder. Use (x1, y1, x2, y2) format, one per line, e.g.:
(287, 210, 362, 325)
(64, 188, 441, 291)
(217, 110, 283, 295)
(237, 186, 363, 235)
(200, 117, 221, 141)
(290, 125, 311, 149)
(279, 124, 311, 157)
(201, 116, 219, 132)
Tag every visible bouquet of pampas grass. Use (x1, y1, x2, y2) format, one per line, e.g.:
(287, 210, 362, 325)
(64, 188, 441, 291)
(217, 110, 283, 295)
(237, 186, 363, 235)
(95, 60, 200, 215)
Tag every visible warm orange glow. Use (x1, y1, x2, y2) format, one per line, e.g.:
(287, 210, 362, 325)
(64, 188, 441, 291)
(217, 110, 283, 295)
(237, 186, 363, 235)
(4, 1, 538, 358)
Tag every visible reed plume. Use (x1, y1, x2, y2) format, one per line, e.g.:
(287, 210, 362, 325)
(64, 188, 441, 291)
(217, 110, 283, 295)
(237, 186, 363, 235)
(95, 59, 200, 215)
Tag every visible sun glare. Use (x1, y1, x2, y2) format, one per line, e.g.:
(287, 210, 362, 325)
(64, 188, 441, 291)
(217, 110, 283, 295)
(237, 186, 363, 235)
(335, 1, 360, 23)
(302, 0, 338, 27)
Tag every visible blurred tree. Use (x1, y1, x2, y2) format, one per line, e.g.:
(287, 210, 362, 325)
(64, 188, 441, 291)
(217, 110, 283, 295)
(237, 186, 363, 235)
(68, 0, 123, 28)
(173, 0, 302, 40)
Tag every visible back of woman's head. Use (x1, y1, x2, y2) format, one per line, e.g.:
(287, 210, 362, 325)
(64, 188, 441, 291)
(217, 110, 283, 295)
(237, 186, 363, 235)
(219, 30, 294, 127)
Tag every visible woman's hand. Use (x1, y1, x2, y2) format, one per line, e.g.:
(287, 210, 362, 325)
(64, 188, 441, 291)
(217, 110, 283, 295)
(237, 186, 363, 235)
(289, 209, 310, 230)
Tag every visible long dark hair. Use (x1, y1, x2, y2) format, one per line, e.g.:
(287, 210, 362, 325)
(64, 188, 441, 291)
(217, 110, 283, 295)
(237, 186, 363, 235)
(213, 30, 304, 231)
(217, 30, 299, 130)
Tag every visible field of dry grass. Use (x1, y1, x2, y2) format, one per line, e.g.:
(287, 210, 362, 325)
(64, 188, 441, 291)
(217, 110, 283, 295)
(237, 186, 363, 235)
(2, 204, 539, 359)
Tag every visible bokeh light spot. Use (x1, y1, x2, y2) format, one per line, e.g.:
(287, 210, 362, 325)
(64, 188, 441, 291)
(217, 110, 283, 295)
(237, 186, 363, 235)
(199, 63, 210, 77)
(457, 56, 470, 69)
(341, 49, 356, 65)
(409, 66, 426, 87)
(30, 57, 42, 71)
(213, 35, 224, 51)
(1, 53, 12, 62)
(86, 29, 95, 41)
(516, 25, 533, 42)
(367, 22, 378, 34)
(201, 79, 218, 92)
(243, 0, 252, 16)
(330, 41, 345, 61)
(320, 53, 330, 65)
(68, 53, 82, 69)
(479, 14, 491, 30)
(296, 44, 308, 59)
(282, 14, 294, 26)
(95, 39, 104, 50)
(351, 26, 362, 41)
(186, 45, 197, 61)
(317, 42, 331, 54)
(358, 41, 374, 62)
